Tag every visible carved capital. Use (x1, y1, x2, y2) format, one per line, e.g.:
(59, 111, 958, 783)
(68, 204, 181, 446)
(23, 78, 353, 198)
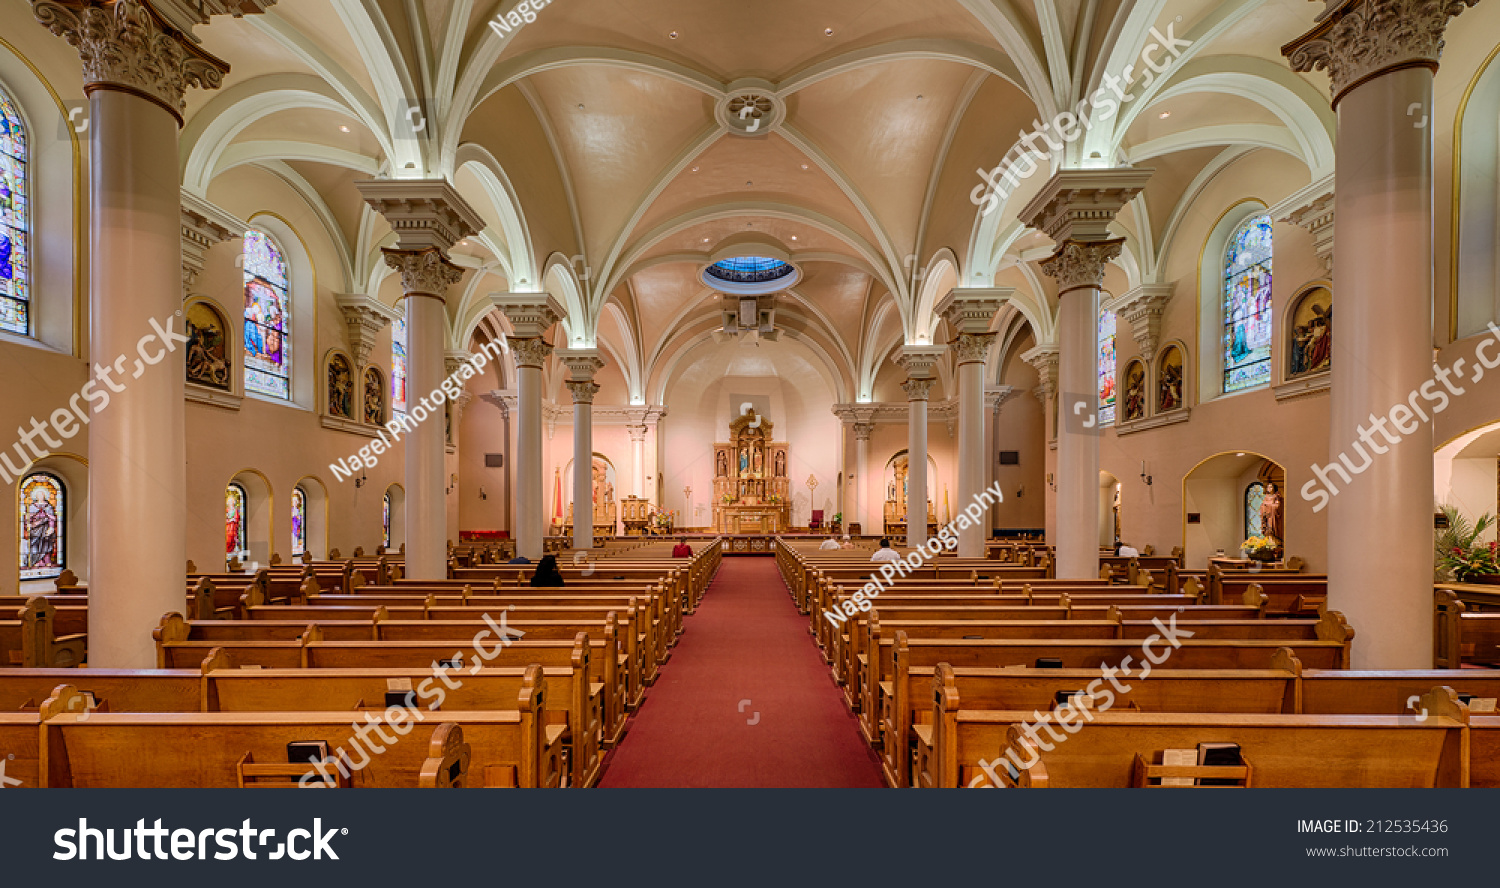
(1039, 238, 1125, 293)
(1112, 283, 1175, 363)
(1022, 346, 1059, 403)
(32, 0, 231, 123)
(1282, 0, 1479, 104)
(986, 385, 1018, 415)
(1270, 174, 1336, 275)
(902, 377, 936, 401)
(627, 424, 648, 443)
(511, 337, 553, 369)
(951, 331, 996, 365)
(444, 350, 474, 379)
(852, 422, 874, 442)
(335, 294, 399, 369)
(384, 248, 463, 298)
(181, 190, 243, 295)
(895, 345, 945, 381)
(565, 380, 600, 405)
(557, 348, 605, 382)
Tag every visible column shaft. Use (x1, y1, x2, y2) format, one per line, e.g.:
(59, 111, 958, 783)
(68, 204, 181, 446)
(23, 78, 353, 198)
(1327, 69, 1435, 667)
(516, 362, 544, 559)
(402, 294, 447, 578)
(908, 400, 929, 550)
(855, 427, 870, 534)
(956, 357, 987, 556)
(1056, 285, 1101, 579)
(88, 89, 185, 667)
(573, 402, 593, 549)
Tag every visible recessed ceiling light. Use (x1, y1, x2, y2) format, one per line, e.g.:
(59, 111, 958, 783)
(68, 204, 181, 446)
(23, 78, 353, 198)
(577, 103, 585, 110)
(339, 125, 351, 133)
(460, 240, 469, 246)
(745, 180, 753, 186)
(916, 95, 924, 100)
(1236, 452, 1246, 457)
(824, 27, 834, 36)
(669, 30, 678, 39)
(800, 163, 809, 170)
(1158, 110, 1171, 119)
(790, 236, 797, 241)
(691, 166, 699, 172)
(702, 238, 710, 243)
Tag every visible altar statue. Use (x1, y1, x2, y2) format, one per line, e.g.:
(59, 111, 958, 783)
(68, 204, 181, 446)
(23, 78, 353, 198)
(716, 451, 728, 478)
(1260, 482, 1284, 541)
(752, 449, 763, 473)
(774, 451, 785, 477)
(739, 447, 749, 473)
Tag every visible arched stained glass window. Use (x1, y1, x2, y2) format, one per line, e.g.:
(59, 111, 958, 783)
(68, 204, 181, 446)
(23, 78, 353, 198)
(243, 230, 291, 399)
(226, 483, 248, 560)
(1223, 215, 1273, 393)
(392, 312, 408, 413)
(1098, 309, 1117, 426)
(0, 89, 30, 335)
(1246, 481, 1266, 539)
(291, 487, 307, 558)
(382, 491, 392, 550)
(19, 473, 63, 579)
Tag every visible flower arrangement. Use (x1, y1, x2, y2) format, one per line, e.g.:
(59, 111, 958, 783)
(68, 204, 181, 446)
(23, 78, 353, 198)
(722, 493, 735, 504)
(1241, 535, 1280, 561)
(1436, 505, 1498, 582)
(832, 513, 843, 524)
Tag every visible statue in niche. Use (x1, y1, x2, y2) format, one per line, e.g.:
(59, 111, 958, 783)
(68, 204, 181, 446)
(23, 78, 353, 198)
(774, 450, 785, 477)
(716, 451, 728, 478)
(752, 448, 763, 474)
(1290, 299, 1332, 378)
(739, 447, 749, 473)
(1158, 348, 1184, 412)
(1260, 482, 1284, 542)
(328, 357, 354, 418)
(1123, 363, 1146, 422)
(888, 479, 897, 501)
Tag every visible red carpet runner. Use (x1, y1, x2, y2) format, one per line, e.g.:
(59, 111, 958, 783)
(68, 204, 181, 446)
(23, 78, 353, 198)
(599, 557, 886, 788)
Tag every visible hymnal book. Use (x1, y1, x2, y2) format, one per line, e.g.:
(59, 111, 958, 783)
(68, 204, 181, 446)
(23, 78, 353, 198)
(1197, 742, 1243, 786)
(287, 741, 330, 765)
(1160, 748, 1196, 786)
(386, 678, 413, 692)
(1471, 698, 1498, 713)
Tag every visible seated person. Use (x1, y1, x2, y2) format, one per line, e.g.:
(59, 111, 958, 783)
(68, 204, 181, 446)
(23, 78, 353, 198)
(529, 554, 565, 587)
(870, 538, 903, 563)
(1116, 543, 1139, 558)
(672, 538, 693, 558)
(839, 534, 854, 550)
(507, 555, 532, 564)
(818, 536, 842, 550)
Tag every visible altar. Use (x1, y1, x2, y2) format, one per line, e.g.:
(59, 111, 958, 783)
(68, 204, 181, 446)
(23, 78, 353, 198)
(712, 409, 791, 534)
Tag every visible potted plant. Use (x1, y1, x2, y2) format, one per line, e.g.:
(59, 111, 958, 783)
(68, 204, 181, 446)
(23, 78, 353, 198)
(1435, 504, 1499, 583)
(831, 512, 843, 532)
(1241, 535, 1280, 563)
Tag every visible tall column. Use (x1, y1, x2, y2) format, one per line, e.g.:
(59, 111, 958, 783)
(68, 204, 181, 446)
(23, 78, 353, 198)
(896, 347, 943, 549)
(628, 424, 647, 498)
(939, 290, 1006, 556)
(496, 296, 563, 560)
(1021, 170, 1151, 579)
(1284, 0, 1477, 668)
(985, 387, 1015, 529)
(853, 422, 872, 534)
(31, 1, 237, 667)
(357, 182, 482, 580)
(560, 350, 604, 550)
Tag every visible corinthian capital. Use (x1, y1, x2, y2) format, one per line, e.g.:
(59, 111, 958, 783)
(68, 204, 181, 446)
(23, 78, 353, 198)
(32, 0, 231, 122)
(1039, 238, 1125, 293)
(1282, 0, 1480, 104)
(511, 337, 553, 369)
(565, 380, 600, 405)
(951, 331, 996, 365)
(902, 377, 936, 401)
(384, 248, 463, 298)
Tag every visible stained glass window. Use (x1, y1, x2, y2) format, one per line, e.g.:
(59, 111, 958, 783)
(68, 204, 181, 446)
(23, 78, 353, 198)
(383, 491, 392, 550)
(392, 312, 408, 413)
(291, 487, 307, 558)
(243, 230, 291, 399)
(19, 473, 63, 579)
(226, 483, 248, 559)
(0, 89, 30, 335)
(1245, 481, 1266, 539)
(1098, 309, 1117, 426)
(1223, 215, 1273, 393)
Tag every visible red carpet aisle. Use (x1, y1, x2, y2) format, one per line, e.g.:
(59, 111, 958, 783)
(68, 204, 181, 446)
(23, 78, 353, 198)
(599, 557, 886, 787)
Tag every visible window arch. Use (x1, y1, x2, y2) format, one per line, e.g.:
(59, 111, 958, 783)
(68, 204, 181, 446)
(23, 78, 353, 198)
(1245, 481, 1266, 539)
(0, 88, 30, 336)
(19, 472, 63, 579)
(1098, 309, 1117, 425)
(1223, 215, 1273, 393)
(226, 482, 248, 562)
(242, 230, 291, 399)
(392, 312, 408, 413)
(291, 486, 307, 559)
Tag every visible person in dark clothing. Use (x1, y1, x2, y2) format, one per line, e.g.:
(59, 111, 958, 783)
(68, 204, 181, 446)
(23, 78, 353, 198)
(530, 554, 565, 587)
(507, 555, 532, 564)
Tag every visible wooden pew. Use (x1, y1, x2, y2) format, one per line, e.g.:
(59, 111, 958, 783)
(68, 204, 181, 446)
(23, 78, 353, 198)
(36, 679, 562, 788)
(1433, 589, 1500, 668)
(0, 598, 86, 667)
(920, 673, 1467, 788)
(1211, 571, 1326, 615)
(0, 668, 200, 713)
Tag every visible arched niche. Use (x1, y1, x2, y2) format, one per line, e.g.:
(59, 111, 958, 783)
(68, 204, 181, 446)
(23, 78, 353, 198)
(1100, 471, 1121, 550)
(228, 469, 273, 568)
(384, 483, 406, 552)
(1120, 359, 1147, 423)
(16, 452, 87, 593)
(1181, 453, 1286, 568)
(294, 475, 328, 561)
